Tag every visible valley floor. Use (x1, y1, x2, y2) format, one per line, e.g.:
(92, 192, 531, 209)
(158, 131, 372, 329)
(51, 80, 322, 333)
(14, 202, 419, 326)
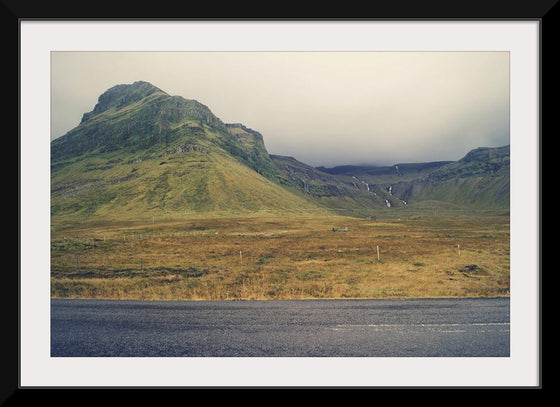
(50, 214, 510, 300)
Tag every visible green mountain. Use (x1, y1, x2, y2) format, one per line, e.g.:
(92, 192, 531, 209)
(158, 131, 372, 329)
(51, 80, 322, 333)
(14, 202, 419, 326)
(390, 145, 510, 208)
(272, 145, 509, 217)
(51, 81, 327, 222)
(51, 81, 510, 222)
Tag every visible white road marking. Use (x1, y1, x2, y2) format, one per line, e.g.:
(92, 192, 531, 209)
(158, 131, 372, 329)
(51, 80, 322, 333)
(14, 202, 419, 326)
(330, 322, 509, 330)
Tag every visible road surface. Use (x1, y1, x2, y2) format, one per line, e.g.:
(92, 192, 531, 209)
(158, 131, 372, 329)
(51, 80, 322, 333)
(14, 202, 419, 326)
(51, 297, 509, 357)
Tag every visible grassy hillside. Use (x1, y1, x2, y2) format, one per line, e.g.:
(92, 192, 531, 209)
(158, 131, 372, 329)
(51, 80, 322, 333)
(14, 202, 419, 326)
(390, 146, 510, 208)
(52, 147, 326, 223)
(51, 82, 328, 223)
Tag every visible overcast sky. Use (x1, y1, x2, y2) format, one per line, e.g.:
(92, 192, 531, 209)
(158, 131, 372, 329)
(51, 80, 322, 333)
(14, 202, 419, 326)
(51, 51, 509, 167)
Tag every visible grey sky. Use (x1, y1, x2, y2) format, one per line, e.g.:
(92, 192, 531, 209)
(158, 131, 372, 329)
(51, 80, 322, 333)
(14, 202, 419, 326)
(51, 51, 509, 167)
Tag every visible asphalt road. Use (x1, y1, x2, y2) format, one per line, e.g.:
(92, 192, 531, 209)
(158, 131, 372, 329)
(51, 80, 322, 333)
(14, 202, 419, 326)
(51, 297, 509, 357)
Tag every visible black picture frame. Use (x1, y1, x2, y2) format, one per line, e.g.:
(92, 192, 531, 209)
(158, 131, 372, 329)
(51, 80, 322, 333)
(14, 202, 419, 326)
(10, 0, 552, 399)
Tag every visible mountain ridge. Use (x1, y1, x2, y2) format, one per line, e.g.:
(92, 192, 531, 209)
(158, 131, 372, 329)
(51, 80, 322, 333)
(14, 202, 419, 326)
(51, 81, 327, 221)
(51, 81, 510, 221)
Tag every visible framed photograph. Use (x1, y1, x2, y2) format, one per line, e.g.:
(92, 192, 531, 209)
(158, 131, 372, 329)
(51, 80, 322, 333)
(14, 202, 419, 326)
(14, 3, 548, 394)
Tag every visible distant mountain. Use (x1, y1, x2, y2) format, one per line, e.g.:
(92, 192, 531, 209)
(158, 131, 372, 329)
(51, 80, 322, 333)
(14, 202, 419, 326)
(271, 154, 407, 216)
(272, 145, 509, 217)
(390, 145, 510, 208)
(316, 161, 453, 180)
(51, 81, 509, 222)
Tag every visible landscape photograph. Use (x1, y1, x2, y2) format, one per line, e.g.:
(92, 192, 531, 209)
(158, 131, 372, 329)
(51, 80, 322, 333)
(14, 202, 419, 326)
(10, 13, 546, 391)
(50, 51, 510, 302)
(47, 49, 515, 362)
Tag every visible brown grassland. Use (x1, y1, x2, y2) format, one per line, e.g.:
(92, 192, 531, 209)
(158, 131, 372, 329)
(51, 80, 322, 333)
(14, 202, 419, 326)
(50, 214, 510, 300)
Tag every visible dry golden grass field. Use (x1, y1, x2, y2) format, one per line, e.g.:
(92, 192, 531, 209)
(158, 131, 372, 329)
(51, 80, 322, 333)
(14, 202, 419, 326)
(50, 215, 510, 300)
